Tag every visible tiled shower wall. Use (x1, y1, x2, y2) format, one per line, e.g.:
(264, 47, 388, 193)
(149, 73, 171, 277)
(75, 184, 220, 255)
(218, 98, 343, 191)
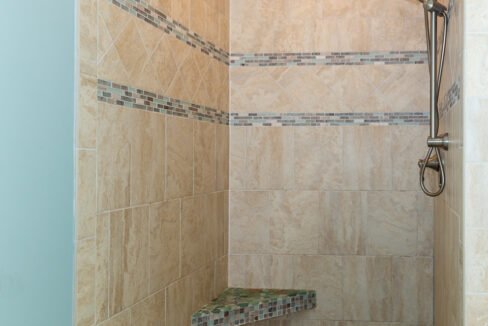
(464, 0, 488, 324)
(433, 0, 465, 325)
(228, 0, 435, 325)
(75, 0, 229, 325)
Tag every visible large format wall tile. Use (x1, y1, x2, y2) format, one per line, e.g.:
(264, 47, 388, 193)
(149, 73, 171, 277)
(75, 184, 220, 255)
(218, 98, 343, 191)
(97, 104, 131, 212)
(293, 127, 343, 190)
(245, 127, 294, 190)
(230, 191, 321, 255)
(319, 192, 365, 255)
(76, 239, 96, 326)
(392, 257, 433, 324)
(148, 200, 180, 293)
(194, 121, 217, 194)
(129, 110, 165, 206)
(269, 191, 321, 254)
(166, 116, 194, 199)
(231, 0, 424, 53)
(365, 192, 418, 256)
(77, 150, 97, 240)
(130, 291, 165, 325)
(343, 127, 392, 191)
(343, 256, 392, 322)
(108, 207, 149, 315)
(230, 65, 428, 114)
(97, 104, 165, 212)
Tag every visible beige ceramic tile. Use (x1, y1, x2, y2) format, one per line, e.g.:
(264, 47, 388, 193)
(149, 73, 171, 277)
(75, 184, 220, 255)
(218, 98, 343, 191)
(228, 254, 271, 288)
(465, 34, 488, 98)
(142, 34, 178, 95)
(223, 190, 229, 255)
(98, 310, 131, 326)
(319, 191, 366, 255)
(466, 163, 488, 228)
(365, 191, 418, 256)
(166, 276, 193, 326)
(77, 150, 97, 240)
(246, 127, 294, 190)
(130, 111, 165, 206)
(79, 0, 97, 75)
(149, 0, 171, 14)
(269, 191, 321, 254)
(148, 200, 180, 293)
(166, 116, 194, 199)
(434, 204, 463, 326)
(416, 192, 434, 257)
(214, 255, 228, 297)
(392, 257, 433, 324)
(114, 19, 148, 81)
(291, 255, 343, 320)
(181, 193, 223, 277)
(229, 191, 271, 254)
(216, 124, 229, 191)
(391, 126, 429, 191)
(293, 127, 343, 190)
(77, 74, 98, 149)
(98, 40, 130, 86)
(191, 0, 206, 39)
(466, 228, 488, 293)
(466, 295, 488, 326)
(171, 0, 191, 27)
(466, 99, 488, 163)
(343, 256, 392, 322)
(229, 127, 247, 189)
(76, 239, 96, 326)
(343, 126, 392, 191)
(230, 67, 295, 114)
(466, 0, 488, 33)
(96, 213, 110, 323)
(181, 196, 206, 276)
(130, 290, 165, 326)
(97, 104, 131, 212)
(203, 192, 222, 264)
(194, 121, 217, 194)
(191, 264, 215, 311)
(109, 207, 149, 316)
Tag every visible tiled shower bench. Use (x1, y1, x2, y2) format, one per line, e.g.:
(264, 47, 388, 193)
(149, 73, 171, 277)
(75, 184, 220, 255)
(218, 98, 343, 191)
(191, 288, 317, 326)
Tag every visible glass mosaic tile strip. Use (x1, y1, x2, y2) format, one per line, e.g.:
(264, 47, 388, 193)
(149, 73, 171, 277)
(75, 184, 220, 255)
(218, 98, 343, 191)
(97, 79, 230, 125)
(439, 80, 461, 118)
(107, 0, 229, 64)
(191, 288, 317, 326)
(230, 51, 428, 67)
(230, 112, 430, 127)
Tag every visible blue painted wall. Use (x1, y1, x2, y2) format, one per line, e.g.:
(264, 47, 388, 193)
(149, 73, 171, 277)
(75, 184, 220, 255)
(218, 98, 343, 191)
(0, 1, 75, 325)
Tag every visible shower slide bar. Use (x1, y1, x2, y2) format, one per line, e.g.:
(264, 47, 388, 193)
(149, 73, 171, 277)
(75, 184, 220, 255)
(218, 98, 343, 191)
(418, 0, 450, 197)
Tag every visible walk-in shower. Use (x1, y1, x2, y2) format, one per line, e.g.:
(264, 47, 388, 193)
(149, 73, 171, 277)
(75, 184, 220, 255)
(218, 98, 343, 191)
(418, 0, 450, 197)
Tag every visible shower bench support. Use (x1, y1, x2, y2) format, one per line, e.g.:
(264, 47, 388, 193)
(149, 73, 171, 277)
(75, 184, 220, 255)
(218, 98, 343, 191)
(191, 288, 316, 326)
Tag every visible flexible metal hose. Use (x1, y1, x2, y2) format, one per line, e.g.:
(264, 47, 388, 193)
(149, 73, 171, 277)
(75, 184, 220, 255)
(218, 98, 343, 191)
(419, 9, 449, 197)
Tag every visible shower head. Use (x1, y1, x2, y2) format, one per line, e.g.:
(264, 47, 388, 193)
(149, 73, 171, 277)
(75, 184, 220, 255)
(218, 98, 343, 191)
(419, 0, 448, 14)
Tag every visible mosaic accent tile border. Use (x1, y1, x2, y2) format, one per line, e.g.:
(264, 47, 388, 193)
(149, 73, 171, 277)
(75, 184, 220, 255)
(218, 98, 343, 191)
(191, 288, 317, 326)
(230, 112, 430, 127)
(97, 79, 229, 125)
(107, 0, 229, 64)
(439, 80, 461, 118)
(97, 80, 430, 127)
(230, 51, 428, 67)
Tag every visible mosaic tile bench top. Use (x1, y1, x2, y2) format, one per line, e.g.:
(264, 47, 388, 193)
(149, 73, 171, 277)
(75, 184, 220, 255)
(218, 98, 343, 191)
(191, 288, 316, 326)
